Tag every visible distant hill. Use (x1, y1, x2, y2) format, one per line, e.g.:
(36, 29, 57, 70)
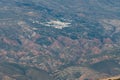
(0, 62, 52, 80)
(99, 75, 120, 80)
(0, 0, 120, 80)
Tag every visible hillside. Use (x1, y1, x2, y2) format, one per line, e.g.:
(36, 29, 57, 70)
(0, 0, 120, 80)
(99, 75, 120, 80)
(0, 62, 52, 80)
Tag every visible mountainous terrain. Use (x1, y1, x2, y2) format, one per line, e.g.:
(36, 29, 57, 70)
(99, 75, 120, 80)
(0, 0, 120, 80)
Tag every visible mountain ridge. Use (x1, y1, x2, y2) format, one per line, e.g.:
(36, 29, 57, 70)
(0, 0, 120, 80)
